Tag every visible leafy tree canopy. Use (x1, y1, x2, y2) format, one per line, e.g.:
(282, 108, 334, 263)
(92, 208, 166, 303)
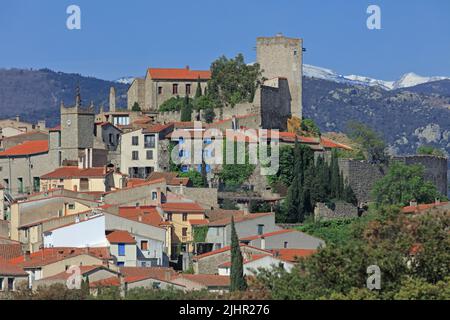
(417, 145, 445, 157)
(346, 121, 387, 164)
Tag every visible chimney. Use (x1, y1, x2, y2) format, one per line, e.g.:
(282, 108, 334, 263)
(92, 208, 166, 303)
(435, 198, 441, 205)
(24, 251, 30, 261)
(138, 215, 142, 222)
(156, 187, 162, 205)
(231, 115, 237, 131)
(179, 182, 184, 196)
(37, 120, 46, 130)
(15, 115, 20, 122)
(261, 237, 266, 250)
(109, 87, 116, 112)
(410, 199, 418, 207)
(185, 65, 190, 70)
(243, 203, 249, 216)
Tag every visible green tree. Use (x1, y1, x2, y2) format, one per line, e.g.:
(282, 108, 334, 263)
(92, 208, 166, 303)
(208, 53, 263, 107)
(230, 217, 247, 292)
(159, 96, 185, 112)
(301, 118, 321, 136)
(371, 162, 444, 207)
(202, 107, 216, 124)
(346, 121, 387, 164)
(180, 94, 193, 121)
(417, 145, 445, 157)
(131, 102, 141, 111)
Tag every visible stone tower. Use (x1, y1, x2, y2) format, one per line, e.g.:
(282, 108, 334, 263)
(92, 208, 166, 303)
(256, 34, 303, 119)
(109, 86, 116, 112)
(59, 89, 95, 163)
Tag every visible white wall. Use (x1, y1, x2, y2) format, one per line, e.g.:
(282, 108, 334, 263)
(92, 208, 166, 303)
(43, 214, 108, 248)
(218, 256, 293, 276)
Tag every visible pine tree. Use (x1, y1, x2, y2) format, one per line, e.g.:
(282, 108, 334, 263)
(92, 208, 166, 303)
(230, 217, 247, 292)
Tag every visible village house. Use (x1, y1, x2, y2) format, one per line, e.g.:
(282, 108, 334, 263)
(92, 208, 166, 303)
(0, 140, 54, 199)
(0, 258, 29, 292)
(120, 123, 174, 178)
(239, 229, 325, 250)
(0, 117, 47, 139)
(40, 166, 117, 193)
(128, 67, 211, 111)
(0, 130, 49, 150)
(217, 253, 294, 276)
(171, 274, 230, 292)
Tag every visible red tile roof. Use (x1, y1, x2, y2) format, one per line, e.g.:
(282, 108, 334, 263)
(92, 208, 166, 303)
(89, 276, 121, 288)
(189, 219, 209, 225)
(120, 267, 178, 283)
(9, 247, 111, 268)
(49, 125, 61, 132)
(0, 258, 28, 276)
(148, 68, 211, 80)
(162, 202, 205, 213)
(143, 123, 174, 134)
(193, 244, 270, 261)
(0, 140, 48, 157)
(39, 265, 107, 281)
(41, 167, 112, 179)
(118, 206, 165, 228)
(106, 230, 136, 244)
(402, 202, 449, 214)
(175, 274, 230, 287)
(271, 249, 317, 262)
(320, 137, 352, 150)
(0, 243, 23, 260)
(240, 229, 297, 241)
(207, 212, 273, 227)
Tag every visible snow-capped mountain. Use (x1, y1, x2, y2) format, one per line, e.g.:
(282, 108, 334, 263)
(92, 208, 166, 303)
(303, 64, 450, 91)
(115, 76, 135, 85)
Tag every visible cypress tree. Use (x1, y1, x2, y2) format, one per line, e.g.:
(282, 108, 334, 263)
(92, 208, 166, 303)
(285, 138, 302, 223)
(230, 217, 247, 292)
(195, 77, 203, 98)
(180, 94, 192, 121)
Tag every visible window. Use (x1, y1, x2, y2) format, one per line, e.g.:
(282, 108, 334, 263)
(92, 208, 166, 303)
(152, 282, 161, 289)
(146, 150, 154, 160)
(294, 50, 298, 56)
(186, 84, 191, 95)
(17, 177, 24, 194)
(182, 227, 188, 237)
(7, 278, 14, 291)
(167, 213, 172, 221)
(141, 240, 149, 251)
(118, 244, 126, 256)
(33, 177, 40, 192)
(173, 84, 178, 94)
(257, 224, 264, 236)
(145, 167, 153, 178)
(132, 136, 139, 146)
(58, 151, 62, 166)
(284, 241, 288, 249)
(113, 116, 130, 126)
(117, 261, 125, 267)
(109, 133, 114, 144)
(144, 135, 156, 148)
(152, 192, 158, 200)
(132, 151, 139, 160)
(80, 178, 89, 191)
(158, 86, 163, 95)
(68, 203, 75, 210)
(182, 213, 188, 222)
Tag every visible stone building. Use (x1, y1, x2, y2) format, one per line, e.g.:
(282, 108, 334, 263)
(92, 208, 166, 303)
(128, 67, 211, 111)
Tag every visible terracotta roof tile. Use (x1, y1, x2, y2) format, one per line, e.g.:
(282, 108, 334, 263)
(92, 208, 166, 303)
(402, 202, 449, 214)
(0, 244, 23, 260)
(240, 229, 296, 241)
(41, 167, 112, 179)
(207, 212, 273, 227)
(193, 244, 270, 261)
(89, 276, 121, 288)
(162, 202, 205, 213)
(120, 267, 177, 283)
(118, 206, 165, 228)
(148, 68, 211, 80)
(39, 265, 107, 281)
(218, 254, 272, 268)
(0, 140, 48, 157)
(271, 249, 317, 262)
(142, 123, 174, 134)
(0, 258, 28, 276)
(175, 274, 230, 287)
(9, 247, 111, 268)
(106, 230, 136, 244)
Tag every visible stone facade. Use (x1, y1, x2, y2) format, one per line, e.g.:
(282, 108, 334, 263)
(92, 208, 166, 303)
(256, 34, 303, 120)
(314, 202, 359, 221)
(393, 155, 448, 197)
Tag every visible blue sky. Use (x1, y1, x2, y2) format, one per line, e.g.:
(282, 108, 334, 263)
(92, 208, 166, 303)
(1, 0, 449, 81)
